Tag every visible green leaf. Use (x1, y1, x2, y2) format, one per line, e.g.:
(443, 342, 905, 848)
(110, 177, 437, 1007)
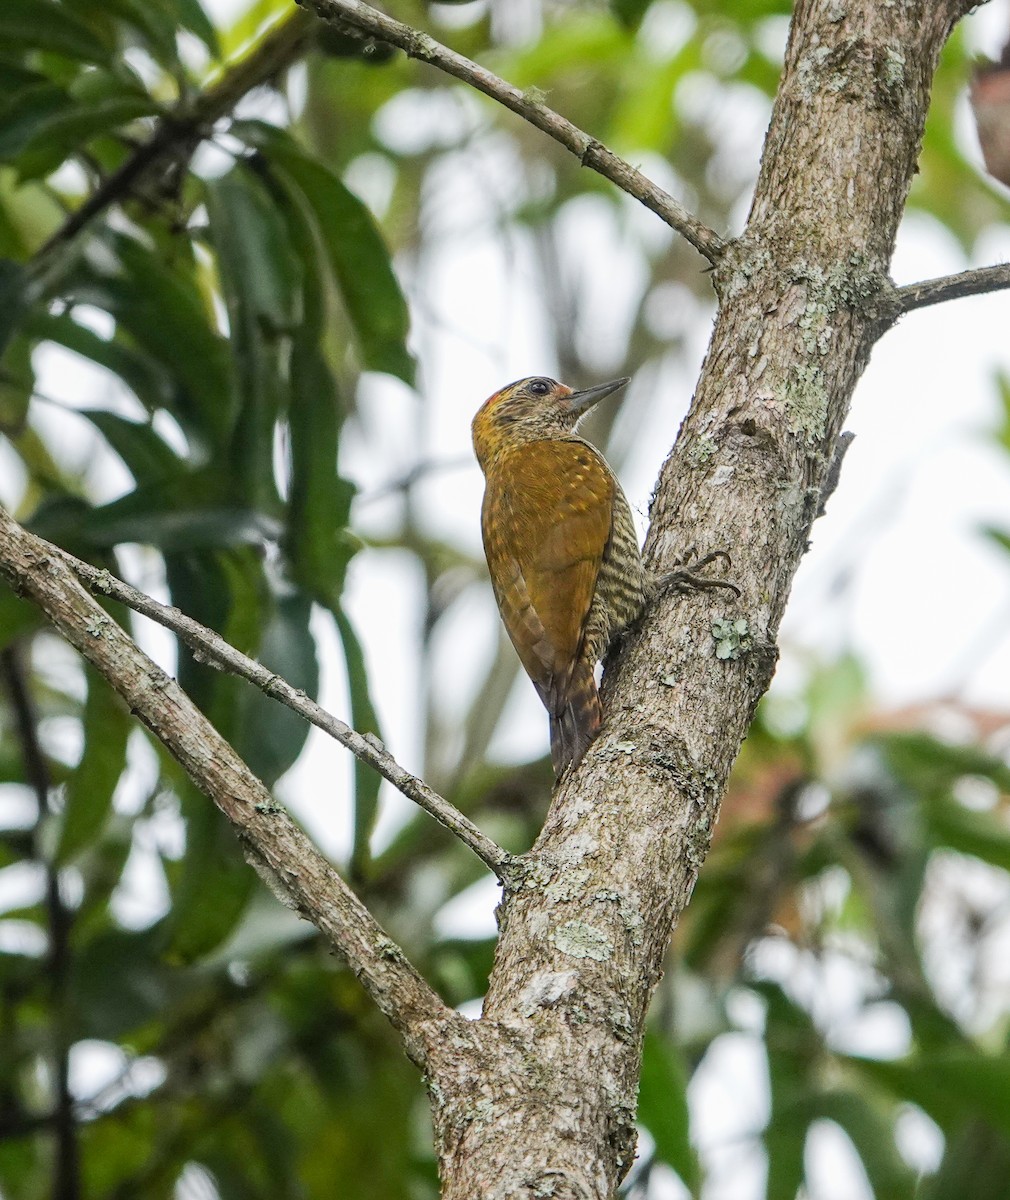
(926, 1121, 1010, 1200)
(638, 1031, 699, 1189)
(760, 984, 820, 1199)
(31, 475, 276, 553)
(162, 548, 273, 774)
(205, 167, 299, 334)
(814, 1090, 917, 1200)
(0, 327, 33, 431)
(12, 95, 159, 181)
(239, 122, 415, 384)
(0, 582, 43, 649)
(72, 927, 172, 1039)
(164, 551, 238, 707)
(847, 1053, 1010, 1140)
(167, 0, 221, 57)
(994, 372, 1010, 454)
(264, 136, 360, 602)
(679, 821, 774, 971)
(496, 13, 628, 87)
(0, 85, 70, 164)
(100, 0, 182, 65)
(430, 935, 497, 1005)
(72, 811, 135, 924)
(879, 732, 1010, 796)
(62, 231, 234, 448)
(983, 525, 1010, 561)
(0, 61, 47, 99)
(219, 0, 290, 59)
(80, 410, 185, 483)
(28, 309, 179, 414)
(765, 1060, 809, 1198)
(235, 593, 319, 788)
(0, 178, 63, 261)
(806, 653, 867, 745)
(57, 667, 131, 861)
(206, 889, 313, 965)
(285, 348, 357, 604)
(168, 783, 256, 961)
(205, 165, 299, 511)
(610, 53, 688, 154)
(925, 797, 1010, 875)
(335, 607, 381, 881)
(0, 0, 112, 64)
(609, 0, 652, 31)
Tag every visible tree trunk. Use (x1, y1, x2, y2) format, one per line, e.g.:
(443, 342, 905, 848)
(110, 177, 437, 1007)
(424, 1, 967, 1195)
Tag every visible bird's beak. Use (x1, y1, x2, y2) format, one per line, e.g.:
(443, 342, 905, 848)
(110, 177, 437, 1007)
(564, 377, 630, 416)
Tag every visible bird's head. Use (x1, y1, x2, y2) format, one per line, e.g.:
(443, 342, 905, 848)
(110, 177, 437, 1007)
(471, 375, 629, 470)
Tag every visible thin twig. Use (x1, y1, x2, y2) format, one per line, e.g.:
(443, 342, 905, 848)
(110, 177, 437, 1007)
(48, 542, 513, 882)
(298, 0, 725, 263)
(894, 261, 1010, 314)
(0, 506, 462, 1069)
(32, 9, 314, 270)
(0, 647, 80, 1199)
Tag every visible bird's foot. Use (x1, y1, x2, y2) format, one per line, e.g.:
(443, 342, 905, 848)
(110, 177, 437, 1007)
(658, 549, 740, 597)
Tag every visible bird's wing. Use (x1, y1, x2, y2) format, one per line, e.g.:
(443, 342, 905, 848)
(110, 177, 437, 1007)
(482, 439, 613, 717)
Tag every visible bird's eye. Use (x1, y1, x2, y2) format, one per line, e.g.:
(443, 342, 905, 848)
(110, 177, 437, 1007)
(528, 379, 551, 396)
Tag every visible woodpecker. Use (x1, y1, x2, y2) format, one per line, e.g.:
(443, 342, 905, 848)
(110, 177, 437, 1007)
(473, 375, 735, 777)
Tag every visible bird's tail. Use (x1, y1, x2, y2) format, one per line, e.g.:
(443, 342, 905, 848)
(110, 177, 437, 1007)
(550, 662, 602, 776)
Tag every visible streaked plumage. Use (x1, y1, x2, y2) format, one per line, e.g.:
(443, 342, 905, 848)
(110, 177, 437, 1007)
(472, 376, 645, 775)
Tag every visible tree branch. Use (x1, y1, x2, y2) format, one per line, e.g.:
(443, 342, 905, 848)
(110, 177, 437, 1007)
(45, 544, 512, 882)
(297, 0, 725, 263)
(0, 506, 460, 1070)
(894, 261, 1010, 314)
(32, 8, 314, 270)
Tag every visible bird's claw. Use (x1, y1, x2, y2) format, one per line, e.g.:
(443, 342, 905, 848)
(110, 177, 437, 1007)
(659, 550, 740, 598)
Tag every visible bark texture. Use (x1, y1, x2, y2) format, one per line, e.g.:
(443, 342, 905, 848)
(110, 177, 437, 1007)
(424, 3, 965, 1197)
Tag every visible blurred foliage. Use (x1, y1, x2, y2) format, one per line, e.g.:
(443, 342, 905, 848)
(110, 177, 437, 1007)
(0, 0, 1009, 1197)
